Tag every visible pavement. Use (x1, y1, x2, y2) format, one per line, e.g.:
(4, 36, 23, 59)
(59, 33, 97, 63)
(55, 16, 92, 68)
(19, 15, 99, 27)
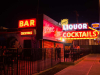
(55, 54, 100, 75)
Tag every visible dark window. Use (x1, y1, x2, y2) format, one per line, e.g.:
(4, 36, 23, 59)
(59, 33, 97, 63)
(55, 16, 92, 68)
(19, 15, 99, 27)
(24, 40, 31, 48)
(23, 40, 32, 57)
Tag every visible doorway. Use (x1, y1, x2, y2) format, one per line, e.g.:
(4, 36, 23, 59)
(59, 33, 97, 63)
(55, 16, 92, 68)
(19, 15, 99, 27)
(23, 40, 32, 58)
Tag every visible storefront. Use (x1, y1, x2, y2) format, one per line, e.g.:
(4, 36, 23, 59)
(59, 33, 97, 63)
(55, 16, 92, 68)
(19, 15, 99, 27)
(0, 14, 99, 59)
(36, 14, 65, 61)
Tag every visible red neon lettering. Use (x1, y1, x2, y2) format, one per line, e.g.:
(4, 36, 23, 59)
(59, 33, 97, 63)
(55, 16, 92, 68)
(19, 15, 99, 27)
(24, 20, 29, 26)
(82, 32, 87, 37)
(71, 32, 75, 37)
(63, 32, 66, 38)
(89, 31, 92, 37)
(67, 32, 71, 37)
(62, 30, 98, 39)
(79, 32, 82, 37)
(93, 31, 97, 37)
(18, 19, 36, 28)
(75, 32, 79, 37)
(87, 32, 89, 37)
(19, 21, 23, 27)
(30, 20, 35, 26)
(43, 24, 54, 34)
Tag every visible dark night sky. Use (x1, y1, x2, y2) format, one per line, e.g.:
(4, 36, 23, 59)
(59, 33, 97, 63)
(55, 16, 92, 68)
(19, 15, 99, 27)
(0, 0, 99, 28)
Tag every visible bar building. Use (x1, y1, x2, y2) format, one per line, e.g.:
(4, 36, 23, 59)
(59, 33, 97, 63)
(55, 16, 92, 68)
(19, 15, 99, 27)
(0, 14, 99, 60)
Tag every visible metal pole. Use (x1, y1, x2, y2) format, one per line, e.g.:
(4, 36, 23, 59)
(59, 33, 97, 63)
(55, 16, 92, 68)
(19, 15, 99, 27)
(37, 0, 39, 16)
(75, 11, 79, 23)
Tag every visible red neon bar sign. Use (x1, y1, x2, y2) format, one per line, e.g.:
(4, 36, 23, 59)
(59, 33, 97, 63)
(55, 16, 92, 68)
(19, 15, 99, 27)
(62, 30, 98, 39)
(21, 31, 33, 35)
(18, 18, 36, 28)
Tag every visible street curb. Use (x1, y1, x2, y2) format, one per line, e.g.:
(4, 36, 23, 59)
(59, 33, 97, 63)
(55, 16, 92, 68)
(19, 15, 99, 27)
(74, 56, 85, 65)
(32, 63, 60, 75)
(60, 54, 89, 65)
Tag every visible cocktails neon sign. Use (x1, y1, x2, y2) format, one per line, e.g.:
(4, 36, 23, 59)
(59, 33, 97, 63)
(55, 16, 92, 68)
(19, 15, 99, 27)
(18, 18, 36, 28)
(62, 30, 98, 39)
(62, 23, 88, 31)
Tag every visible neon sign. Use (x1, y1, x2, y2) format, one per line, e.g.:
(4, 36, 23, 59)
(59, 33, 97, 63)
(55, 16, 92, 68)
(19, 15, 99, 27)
(62, 23, 88, 31)
(43, 19, 98, 40)
(18, 18, 36, 28)
(91, 23, 100, 28)
(62, 30, 98, 39)
(21, 31, 33, 35)
(43, 19, 62, 40)
(43, 24, 54, 34)
(61, 19, 68, 26)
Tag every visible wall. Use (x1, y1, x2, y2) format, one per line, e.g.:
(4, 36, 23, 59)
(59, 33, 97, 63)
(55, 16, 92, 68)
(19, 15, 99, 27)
(55, 43, 64, 59)
(79, 39, 89, 45)
(42, 40, 64, 62)
(0, 33, 37, 48)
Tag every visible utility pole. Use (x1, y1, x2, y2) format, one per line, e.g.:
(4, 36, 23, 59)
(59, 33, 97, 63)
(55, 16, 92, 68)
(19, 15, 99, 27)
(37, 0, 39, 16)
(74, 11, 79, 23)
(74, 11, 80, 45)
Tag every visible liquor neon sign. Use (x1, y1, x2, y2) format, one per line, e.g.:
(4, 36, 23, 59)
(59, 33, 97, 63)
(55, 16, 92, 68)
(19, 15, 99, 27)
(21, 31, 33, 35)
(18, 18, 36, 28)
(43, 19, 99, 40)
(62, 23, 88, 31)
(62, 30, 98, 39)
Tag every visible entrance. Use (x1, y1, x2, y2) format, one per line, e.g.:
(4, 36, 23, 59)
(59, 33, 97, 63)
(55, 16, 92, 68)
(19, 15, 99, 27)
(24, 40, 32, 57)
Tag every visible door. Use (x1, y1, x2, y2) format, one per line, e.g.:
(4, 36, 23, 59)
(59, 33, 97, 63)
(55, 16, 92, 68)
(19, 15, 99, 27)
(24, 40, 32, 57)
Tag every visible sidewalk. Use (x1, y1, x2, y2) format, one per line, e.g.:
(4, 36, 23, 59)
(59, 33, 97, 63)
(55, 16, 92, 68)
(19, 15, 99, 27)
(55, 54, 100, 75)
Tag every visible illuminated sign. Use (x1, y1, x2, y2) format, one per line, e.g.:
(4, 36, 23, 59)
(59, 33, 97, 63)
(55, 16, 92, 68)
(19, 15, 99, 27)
(62, 30, 98, 39)
(43, 19, 62, 41)
(18, 18, 36, 28)
(91, 23, 100, 28)
(21, 31, 33, 35)
(61, 19, 68, 26)
(62, 23, 88, 31)
(43, 19, 98, 40)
